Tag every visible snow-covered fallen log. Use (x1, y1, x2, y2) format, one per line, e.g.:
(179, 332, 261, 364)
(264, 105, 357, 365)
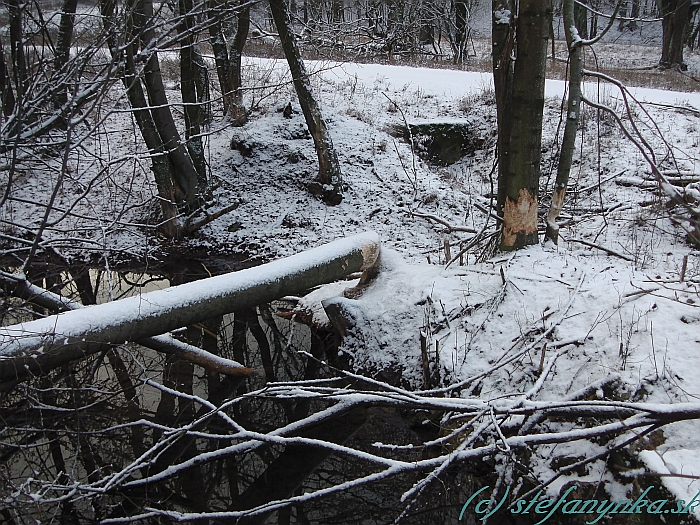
(615, 176, 700, 204)
(648, 170, 700, 185)
(0, 232, 381, 383)
(0, 271, 251, 376)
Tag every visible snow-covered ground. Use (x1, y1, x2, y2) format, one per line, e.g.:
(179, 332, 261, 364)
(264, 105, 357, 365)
(3, 40, 700, 516)
(215, 57, 700, 512)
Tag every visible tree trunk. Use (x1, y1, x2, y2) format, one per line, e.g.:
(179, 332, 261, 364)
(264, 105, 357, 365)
(100, 0, 182, 237)
(546, 0, 584, 244)
(127, 54, 183, 237)
(138, 0, 204, 205)
(207, 0, 229, 110)
(0, 39, 15, 116)
(659, 0, 691, 68)
(53, 0, 79, 118)
(492, 0, 515, 199)
(688, 9, 700, 49)
(630, 0, 641, 29)
(495, 0, 552, 250)
(269, 0, 344, 205)
(100, 0, 205, 236)
(331, 0, 342, 22)
(588, 0, 601, 36)
(207, 0, 250, 123)
(618, 0, 629, 30)
(8, 0, 26, 103)
(6, 0, 25, 135)
(575, 0, 589, 38)
(229, 5, 250, 124)
(178, 0, 209, 182)
(455, 1, 468, 63)
(0, 270, 249, 380)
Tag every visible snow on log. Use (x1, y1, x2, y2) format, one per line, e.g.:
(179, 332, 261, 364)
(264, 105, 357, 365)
(0, 270, 251, 377)
(0, 232, 381, 383)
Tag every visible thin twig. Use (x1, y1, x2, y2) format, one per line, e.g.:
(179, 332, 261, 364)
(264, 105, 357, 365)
(562, 236, 634, 262)
(411, 210, 477, 233)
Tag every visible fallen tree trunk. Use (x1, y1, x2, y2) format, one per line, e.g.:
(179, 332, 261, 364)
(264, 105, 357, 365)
(646, 171, 700, 185)
(0, 232, 381, 383)
(0, 271, 250, 377)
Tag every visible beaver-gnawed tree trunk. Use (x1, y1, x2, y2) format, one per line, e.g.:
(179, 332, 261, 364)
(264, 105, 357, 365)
(493, 0, 552, 250)
(546, 0, 584, 244)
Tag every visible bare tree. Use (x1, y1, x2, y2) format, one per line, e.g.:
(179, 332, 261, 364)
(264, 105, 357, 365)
(178, 0, 211, 183)
(543, 1, 700, 247)
(546, 0, 621, 243)
(52, 0, 79, 122)
(208, 0, 250, 123)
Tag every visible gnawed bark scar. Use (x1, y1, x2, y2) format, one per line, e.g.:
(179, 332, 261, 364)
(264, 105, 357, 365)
(502, 188, 538, 246)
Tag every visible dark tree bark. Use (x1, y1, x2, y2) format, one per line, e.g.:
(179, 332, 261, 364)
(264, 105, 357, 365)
(99, 0, 207, 236)
(207, 0, 250, 123)
(269, 0, 344, 205)
(590, 2, 599, 37)
(618, 0, 629, 29)
(492, 0, 515, 242)
(207, 0, 229, 109)
(494, 0, 552, 250)
(619, 0, 641, 30)
(630, 0, 641, 29)
(138, 0, 204, 205)
(245, 308, 275, 383)
(455, 1, 468, 63)
(0, 39, 15, 117)
(492, 0, 515, 160)
(53, 0, 79, 116)
(659, 0, 691, 68)
(8, 0, 27, 103)
(331, 0, 343, 22)
(178, 0, 209, 182)
(229, 5, 250, 124)
(575, 0, 589, 38)
(100, 0, 182, 237)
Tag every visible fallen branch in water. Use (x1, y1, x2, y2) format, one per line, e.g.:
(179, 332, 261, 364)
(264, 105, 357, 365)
(0, 232, 381, 384)
(0, 271, 253, 379)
